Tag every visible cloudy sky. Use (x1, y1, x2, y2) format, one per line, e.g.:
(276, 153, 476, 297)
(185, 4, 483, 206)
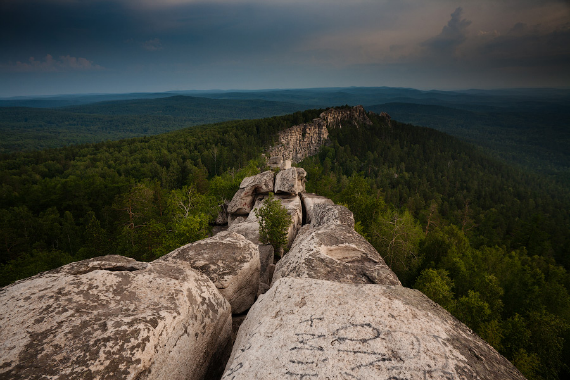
(1, 0, 569, 96)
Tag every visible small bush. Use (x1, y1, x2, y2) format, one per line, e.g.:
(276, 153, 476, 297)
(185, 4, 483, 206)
(255, 193, 291, 256)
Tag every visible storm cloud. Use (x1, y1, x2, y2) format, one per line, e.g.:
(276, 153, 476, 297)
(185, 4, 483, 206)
(0, 0, 569, 96)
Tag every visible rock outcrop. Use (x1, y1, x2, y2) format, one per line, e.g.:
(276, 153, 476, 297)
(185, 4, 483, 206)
(0, 255, 232, 380)
(223, 277, 525, 380)
(272, 204, 401, 286)
(300, 192, 334, 224)
(158, 231, 260, 314)
(274, 167, 306, 195)
(267, 105, 372, 164)
(227, 171, 275, 215)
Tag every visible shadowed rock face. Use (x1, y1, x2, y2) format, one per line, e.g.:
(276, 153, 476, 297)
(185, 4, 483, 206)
(223, 277, 526, 380)
(0, 255, 232, 380)
(300, 192, 334, 225)
(228, 171, 276, 215)
(157, 231, 260, 314)
(274, 167, 306, 196)
(272, 223, 401, 286)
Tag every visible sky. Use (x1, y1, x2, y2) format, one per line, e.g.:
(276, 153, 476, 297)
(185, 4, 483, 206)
(1, 0, 569, 97)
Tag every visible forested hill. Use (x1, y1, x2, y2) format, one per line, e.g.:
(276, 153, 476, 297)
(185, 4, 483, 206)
(0, 96, 308, 153)
(61, 95, 306, 117)
(1, 107, 570, 379)
(369, 102, 570, 186)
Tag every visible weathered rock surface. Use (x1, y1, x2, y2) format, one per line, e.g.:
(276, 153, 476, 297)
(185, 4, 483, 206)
(300, 192, 334, 225)
(267, 106, 372, 164)
(0, 255, 232, 380)
(319, 104, 372, 129)
(227, 188, 255, 215)
(223, 277, 526, 380)
(274, 167, 306, 195)
(215, 202, 229, 225)
(312, 203, 355, 228)
(227, 171, 276, 215)
(238, 171, 275, 194)
(272, 222, 401, 286)
(275, 194, 303, 248)
(158, 231, 259, 314)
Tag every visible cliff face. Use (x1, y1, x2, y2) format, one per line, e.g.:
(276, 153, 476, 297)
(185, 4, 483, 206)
(267, 105, 373, 164)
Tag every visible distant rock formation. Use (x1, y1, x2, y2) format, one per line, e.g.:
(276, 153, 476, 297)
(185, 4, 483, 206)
(268, 105, 373, 165)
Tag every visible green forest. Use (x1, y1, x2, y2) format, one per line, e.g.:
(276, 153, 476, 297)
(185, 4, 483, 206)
(0, 96, 306, 153)
(1, 107, 569, 379)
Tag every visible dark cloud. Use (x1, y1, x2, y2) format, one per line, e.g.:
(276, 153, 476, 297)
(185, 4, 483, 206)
(421, 7, 472, 55)
(478, 23, 570, 69)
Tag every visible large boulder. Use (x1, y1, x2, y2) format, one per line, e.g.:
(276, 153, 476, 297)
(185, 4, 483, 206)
(299, 192, 334, 225)
(0, 255, 232, 380)
(274, 167, 306, 195)
(223, 277, 526, 380)
(227, 188, 255, 215)
(227, 171, 276, 215)
(157, 231, 260, 314)
(238, 171, 275, 194)
(273, 222, 401, 286)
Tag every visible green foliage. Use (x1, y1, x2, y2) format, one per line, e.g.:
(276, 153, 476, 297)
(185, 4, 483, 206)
(254, 193, 291, 255)
(414, 269, 455, 312)
(0, 109, 323, 286)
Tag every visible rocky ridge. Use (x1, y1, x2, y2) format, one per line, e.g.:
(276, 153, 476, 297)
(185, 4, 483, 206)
(267, 105, 375, 166)
(0, 106, 525, 379)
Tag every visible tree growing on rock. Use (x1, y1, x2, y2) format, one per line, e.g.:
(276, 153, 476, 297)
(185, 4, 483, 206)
(255, 193, 291, 257)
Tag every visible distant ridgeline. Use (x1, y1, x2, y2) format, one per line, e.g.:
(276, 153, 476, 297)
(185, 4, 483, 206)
(0, 106, 569, 379)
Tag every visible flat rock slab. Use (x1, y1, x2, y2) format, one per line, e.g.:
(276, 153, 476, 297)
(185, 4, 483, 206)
(300, 192, 334, 225)
(158, 231, 259, 314)
(223, 277, 526, 380)
(273, 223, 401, 286)
(0, 255, 232, 380)
(274, 167, 306, 195)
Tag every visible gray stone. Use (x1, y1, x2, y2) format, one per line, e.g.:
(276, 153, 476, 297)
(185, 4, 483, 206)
(228, 214, 246, 227)
(158, 231, 259, 314)
(215, 202, 229, 225)
(239, 171, 275, 194)
(299, 192, 334, 224)
(274, 167, 306, 195)
(223, 277, 526, 380)
(0, 255, 232, 380)
(258, 244, 274, 287)
(228, 172, 276, 215)
(273, 222, 401, 286)
(228, 220, 261, 245)
(267, 106, 372, 164)
(312, 203, 355, 228)
(227, 188, 255, 215)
